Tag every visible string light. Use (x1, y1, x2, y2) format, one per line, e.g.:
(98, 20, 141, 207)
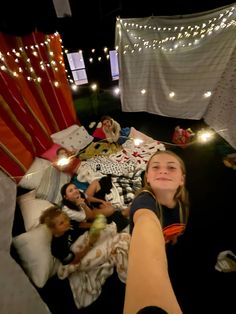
(4, 124, 227, 182)
(91, 83, 98, 91)
(56, 156, 71, 166)
(113, 87, 120, 95)
(197, 129, 215, 143)
(133, 138, 144, 146)
(117, 6, 236, 54)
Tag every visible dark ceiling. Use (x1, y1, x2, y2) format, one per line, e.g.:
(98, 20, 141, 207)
(0, 0, 235, 51)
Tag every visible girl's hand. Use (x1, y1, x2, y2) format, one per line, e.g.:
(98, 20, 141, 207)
(89, 232, 100, 246)
(71, 245, 91, 264)
(75, 198, 86, 206)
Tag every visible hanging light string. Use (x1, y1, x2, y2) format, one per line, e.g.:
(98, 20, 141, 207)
(116, 6, 236, 54)
(5, 126, 227, 182)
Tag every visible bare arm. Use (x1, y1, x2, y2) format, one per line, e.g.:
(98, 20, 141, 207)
(75, 200, 95, 221)
(85, 180, 111, 206)
(124, 209, 183, 314)
(70, 233, 100, 265)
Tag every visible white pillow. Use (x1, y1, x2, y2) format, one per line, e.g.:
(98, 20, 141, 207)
(18, 157, 51, 190)
(51, 124, 93, 152)
(17, 190, 53, 231)
(36, 166, 71, 205)
(13, 225, 59, 288)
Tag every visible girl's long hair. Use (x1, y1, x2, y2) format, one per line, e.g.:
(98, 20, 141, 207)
(60, 183, 89, 210)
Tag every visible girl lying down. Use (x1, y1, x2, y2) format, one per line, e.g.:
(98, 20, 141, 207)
(93, 115, 155, 145)
(40, 206, 130, 309)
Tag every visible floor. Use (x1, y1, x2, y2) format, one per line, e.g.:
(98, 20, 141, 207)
(71, 98, 236, 313)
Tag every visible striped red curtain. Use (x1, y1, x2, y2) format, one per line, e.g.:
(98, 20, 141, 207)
(0, 31, 77, 182)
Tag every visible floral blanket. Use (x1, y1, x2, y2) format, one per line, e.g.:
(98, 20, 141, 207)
(57, 223, 130, 309)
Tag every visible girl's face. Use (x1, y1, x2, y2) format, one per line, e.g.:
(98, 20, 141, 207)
(52, 214, 70, 235)
(57, 149, 68, 157)
(146, 153, 184, 193)
(65, 184, 82, 202)
(102, 119, 112, 128)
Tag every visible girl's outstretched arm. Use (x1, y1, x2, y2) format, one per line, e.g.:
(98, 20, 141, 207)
(124, 209, 183, 314)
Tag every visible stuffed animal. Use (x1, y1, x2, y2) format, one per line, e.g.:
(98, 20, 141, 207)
(172, 126, 195, 148)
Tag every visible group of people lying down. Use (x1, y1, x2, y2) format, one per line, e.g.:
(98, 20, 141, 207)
(39, 116, 189, 313)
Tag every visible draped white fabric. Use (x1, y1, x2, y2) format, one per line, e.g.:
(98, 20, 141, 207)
(204, 46, 236, 149)
(115, 4, 236, 148)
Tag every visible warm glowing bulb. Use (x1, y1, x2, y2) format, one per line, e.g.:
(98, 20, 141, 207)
(91, 83, 97, 91)
(204, 91, 212, 98)
(71, 84, 78, 91)
(197, 129, 214, 143)
(113, 87, 120, 95)
(57, 157, 70, 166)
(133, 138, 143, 146)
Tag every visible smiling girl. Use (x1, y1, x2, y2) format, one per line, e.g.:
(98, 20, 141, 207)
(129, 150, 189, 244)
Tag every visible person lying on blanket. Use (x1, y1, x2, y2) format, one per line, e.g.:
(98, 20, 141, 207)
(53, 147, 81, 176)
(40, 206, 130, 310)
(93, 115, 154, 146)
(40, 206, 104, 265)
(100, 115, 130, 145)
(85, 175, 130, 218)
(60, 183, 129, 232)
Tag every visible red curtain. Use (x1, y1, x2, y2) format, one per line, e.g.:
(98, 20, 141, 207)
(0, 31, 78, 182)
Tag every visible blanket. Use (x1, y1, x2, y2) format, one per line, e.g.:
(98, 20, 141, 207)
(57, 223, 130, 309)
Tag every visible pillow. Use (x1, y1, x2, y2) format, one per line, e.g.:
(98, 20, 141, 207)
(40, 143, 62, 162)
(36, 166, 71, 205)
(92, 127, 106, 139)
(17, 190, 53, 231)
(51, 124, 93, 152)
(18, 157, 51, 190)
(12, 224, 59, 288)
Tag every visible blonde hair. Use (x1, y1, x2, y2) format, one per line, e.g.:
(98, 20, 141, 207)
(142, 150, 189, 208)
(40, 205, 67, 229)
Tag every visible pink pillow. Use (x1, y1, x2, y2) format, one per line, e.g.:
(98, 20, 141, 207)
(40, 143, 62, 161)
(92, 127, 106, 139)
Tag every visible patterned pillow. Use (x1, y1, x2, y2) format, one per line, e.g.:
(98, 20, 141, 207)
(35, 166, 71, 205)
(18, 157, 51, 190)
(51, 124, 93, 152)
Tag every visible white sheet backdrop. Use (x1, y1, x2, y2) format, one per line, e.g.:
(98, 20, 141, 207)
(115, 3, 236, 148)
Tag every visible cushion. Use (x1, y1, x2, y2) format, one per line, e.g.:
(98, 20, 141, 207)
(17, 190, 53, 231)
(18, 157, 51, 190)
(40, 143, 62, 162)
(12, 224, 59, 288)
(50, 124, 93, 152)
(36, 166, 71, 205)
(92, 127, 106, 139)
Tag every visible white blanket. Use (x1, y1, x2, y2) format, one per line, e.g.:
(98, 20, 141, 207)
(57, 223, 130, 309)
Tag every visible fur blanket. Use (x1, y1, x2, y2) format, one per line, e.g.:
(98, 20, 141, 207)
(57, 223, 130, 309)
